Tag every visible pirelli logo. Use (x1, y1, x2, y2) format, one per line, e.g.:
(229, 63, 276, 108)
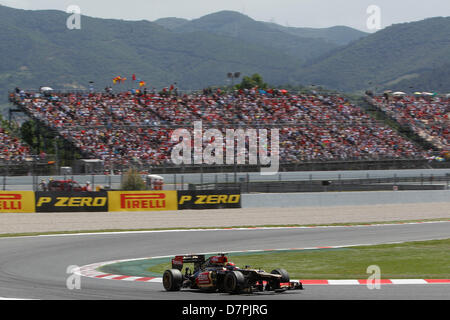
(108, 191, 178, 211)
(0, 191, 35, 213)
(120, 193, 166, 209)
(0, 194, 23, 210)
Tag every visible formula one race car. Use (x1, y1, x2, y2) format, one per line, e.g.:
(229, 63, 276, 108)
(163, 253, 303, 294)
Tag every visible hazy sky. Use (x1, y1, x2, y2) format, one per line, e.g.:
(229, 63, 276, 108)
(1, 0, 449, 31)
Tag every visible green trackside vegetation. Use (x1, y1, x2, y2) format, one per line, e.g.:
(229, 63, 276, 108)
(146, 239, 450, 280)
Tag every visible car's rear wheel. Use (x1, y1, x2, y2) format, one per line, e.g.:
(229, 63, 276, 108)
(223, 271, 245, 294)
(163, 269, 183, 291)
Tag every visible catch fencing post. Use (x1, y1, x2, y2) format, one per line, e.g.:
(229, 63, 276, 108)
(247, 173, 250, 193)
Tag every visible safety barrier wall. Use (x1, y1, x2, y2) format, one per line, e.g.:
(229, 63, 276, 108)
(9, 189, 448, 212)
(241, 190, 450, 208)
(0, 190, 243, 213)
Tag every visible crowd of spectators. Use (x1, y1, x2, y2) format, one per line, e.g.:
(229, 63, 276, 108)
(370, 94, 449, 152)
(11, 88, 432, 168)
(0, 127, 32, 163)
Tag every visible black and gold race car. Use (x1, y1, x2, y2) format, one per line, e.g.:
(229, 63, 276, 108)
(163, 253, 303, 294)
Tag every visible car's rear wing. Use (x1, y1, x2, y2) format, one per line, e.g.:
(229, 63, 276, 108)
(171, 254, 206, 270)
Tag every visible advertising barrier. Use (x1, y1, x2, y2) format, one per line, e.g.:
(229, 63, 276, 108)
(0, 191, 35, 213)
(178, 190, 242, 210)
(108, 191, 178, 212)
(35, 191, 108, 212)
(6, 190, 240, 213)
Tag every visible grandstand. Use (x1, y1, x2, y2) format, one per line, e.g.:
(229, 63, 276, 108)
(8, 87, 444, 174)
(369, 94, 449, 153)
(0, 127, 32, 163)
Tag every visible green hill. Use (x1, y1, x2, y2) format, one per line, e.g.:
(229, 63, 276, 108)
(297, 17, 450, 92)
(0, 4, 449, 95)
(169, 11, 341, 63)
(0, 5, 301, 94)
(153, 17, 189, 30)
(262, 23, 368, 46)
(387, 64, 450, 93)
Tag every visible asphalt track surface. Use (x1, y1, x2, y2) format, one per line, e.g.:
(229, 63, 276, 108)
(0, 222, 449, 300)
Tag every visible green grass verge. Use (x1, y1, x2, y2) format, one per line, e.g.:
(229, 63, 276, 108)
(0, 217, 448, 238)
(146, 239, 450, 279)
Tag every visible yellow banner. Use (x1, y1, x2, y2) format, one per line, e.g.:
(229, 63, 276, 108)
(0, 191, 35, 213)
(108, 191, 178, 212)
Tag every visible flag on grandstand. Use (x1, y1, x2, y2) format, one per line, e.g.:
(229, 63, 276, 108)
(132, 74, 136, 81)
(113, 76, 126, 84)
(139, 81, 146, 87)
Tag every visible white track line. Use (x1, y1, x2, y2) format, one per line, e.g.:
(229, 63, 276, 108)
(1, 220, 449, 240)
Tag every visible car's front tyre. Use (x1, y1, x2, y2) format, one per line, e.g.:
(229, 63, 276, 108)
(271, 268, 290, 283)
(223, 271, 245, 294)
